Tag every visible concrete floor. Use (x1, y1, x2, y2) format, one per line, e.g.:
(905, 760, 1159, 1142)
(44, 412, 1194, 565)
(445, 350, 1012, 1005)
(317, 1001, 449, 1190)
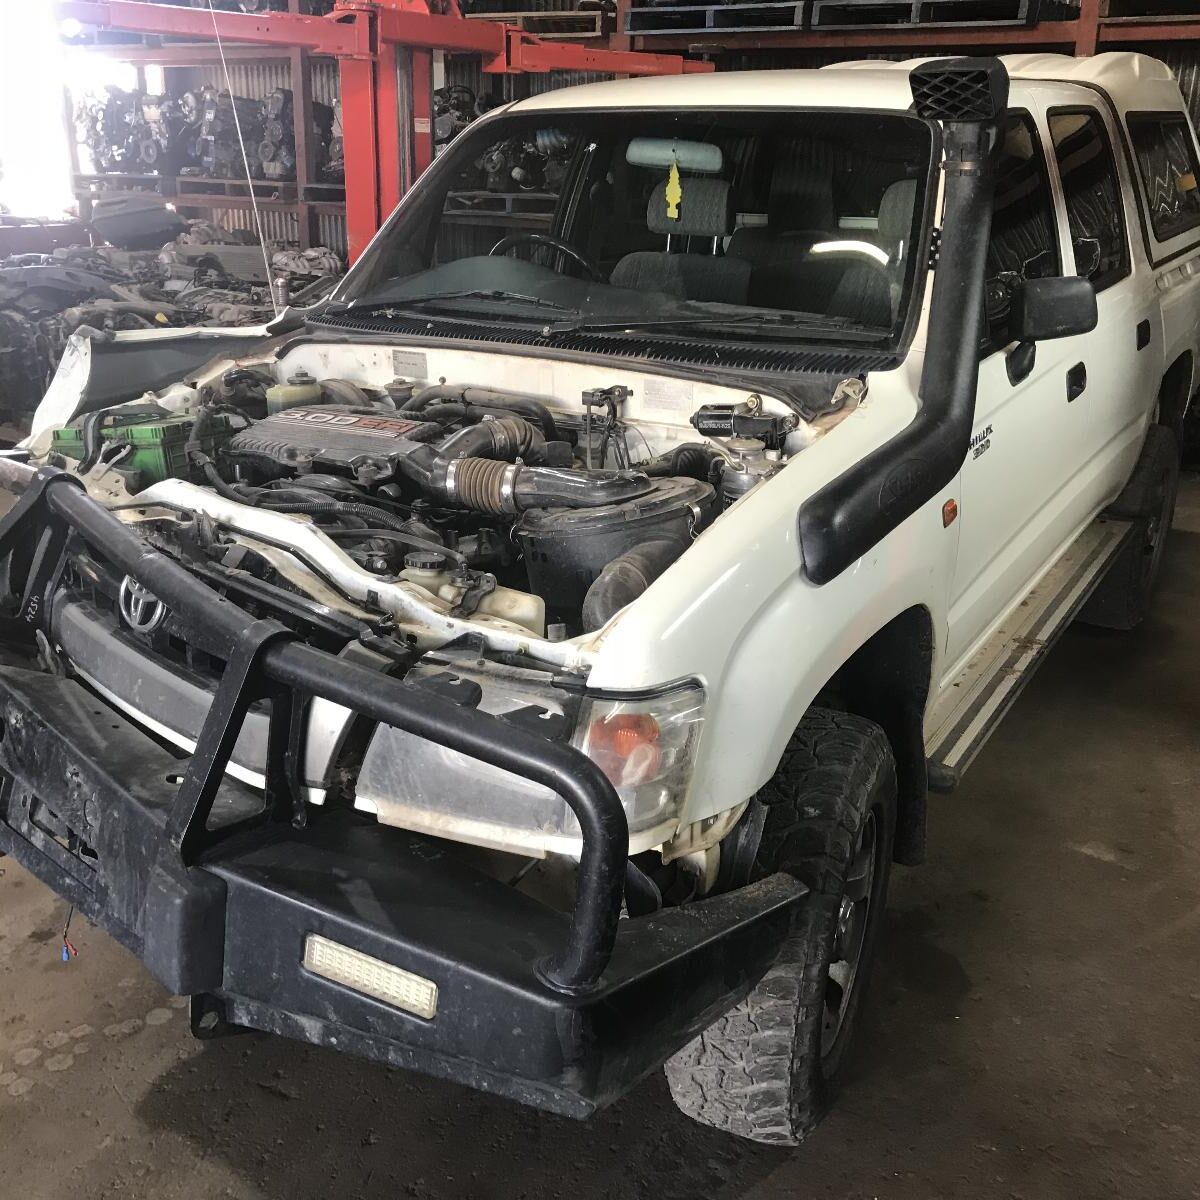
(4, 484, 1200, 1200)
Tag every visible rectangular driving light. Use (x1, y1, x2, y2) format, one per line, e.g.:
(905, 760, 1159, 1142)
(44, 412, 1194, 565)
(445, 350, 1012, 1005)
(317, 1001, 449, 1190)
(303, 934, 439, 1020)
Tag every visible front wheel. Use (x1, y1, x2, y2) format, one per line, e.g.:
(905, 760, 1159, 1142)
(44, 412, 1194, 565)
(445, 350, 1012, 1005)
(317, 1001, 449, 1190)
(664, 708, 897, 1145)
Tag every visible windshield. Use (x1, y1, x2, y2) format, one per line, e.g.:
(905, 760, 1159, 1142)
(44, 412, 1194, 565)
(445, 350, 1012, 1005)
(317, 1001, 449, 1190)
(333, 107, 934, 351)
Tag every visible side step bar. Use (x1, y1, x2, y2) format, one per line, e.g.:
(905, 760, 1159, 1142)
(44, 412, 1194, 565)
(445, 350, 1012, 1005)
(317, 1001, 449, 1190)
(925, 517, 1133, 780)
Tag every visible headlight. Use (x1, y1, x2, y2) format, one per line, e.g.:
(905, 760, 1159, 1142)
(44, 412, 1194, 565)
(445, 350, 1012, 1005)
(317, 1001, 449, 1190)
(572, 684, 705, 835)
(356, 662, 704, 857)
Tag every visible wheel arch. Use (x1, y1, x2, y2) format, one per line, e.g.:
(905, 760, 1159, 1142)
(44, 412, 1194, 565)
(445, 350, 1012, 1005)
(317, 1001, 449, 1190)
(811, 604, 935, 866)
(1158, 351, 1194, 435)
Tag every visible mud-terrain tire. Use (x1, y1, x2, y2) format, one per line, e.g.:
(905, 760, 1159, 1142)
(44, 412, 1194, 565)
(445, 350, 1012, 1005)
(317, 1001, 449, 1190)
(664, 708, 897, 1146)
(1079, 424, 1179, 632)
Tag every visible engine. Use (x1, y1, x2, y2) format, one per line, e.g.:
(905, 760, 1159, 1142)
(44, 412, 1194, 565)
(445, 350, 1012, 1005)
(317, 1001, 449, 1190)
(51, 377, 797, 639)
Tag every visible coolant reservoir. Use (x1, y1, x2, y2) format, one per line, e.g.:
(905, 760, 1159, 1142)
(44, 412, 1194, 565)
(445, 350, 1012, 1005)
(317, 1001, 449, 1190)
(400, 559, 546, 637)
(266, 369, 322, 413)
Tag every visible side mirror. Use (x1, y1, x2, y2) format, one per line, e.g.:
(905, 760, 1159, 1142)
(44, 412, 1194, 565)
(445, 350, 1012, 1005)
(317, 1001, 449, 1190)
(1010, 276, 1097, 343)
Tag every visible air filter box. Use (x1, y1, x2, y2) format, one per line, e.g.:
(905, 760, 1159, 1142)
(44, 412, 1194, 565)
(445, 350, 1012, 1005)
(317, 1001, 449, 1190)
(515, 476, 715, 621)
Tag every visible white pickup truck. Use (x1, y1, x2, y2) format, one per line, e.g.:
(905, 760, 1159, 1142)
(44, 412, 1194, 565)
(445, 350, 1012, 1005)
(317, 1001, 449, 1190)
(0, 52, 1194, 1145)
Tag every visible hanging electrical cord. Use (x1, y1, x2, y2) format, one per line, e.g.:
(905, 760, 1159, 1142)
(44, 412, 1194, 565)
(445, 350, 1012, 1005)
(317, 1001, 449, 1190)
(204, 0, 279, 316)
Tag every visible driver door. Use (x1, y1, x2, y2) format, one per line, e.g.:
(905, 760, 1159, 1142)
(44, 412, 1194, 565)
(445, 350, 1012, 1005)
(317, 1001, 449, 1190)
(943, 111, 1092, 672)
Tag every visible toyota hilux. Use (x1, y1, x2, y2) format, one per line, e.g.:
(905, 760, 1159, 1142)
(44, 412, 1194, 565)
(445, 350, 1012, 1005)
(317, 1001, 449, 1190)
(0, 52, 1194, 1144)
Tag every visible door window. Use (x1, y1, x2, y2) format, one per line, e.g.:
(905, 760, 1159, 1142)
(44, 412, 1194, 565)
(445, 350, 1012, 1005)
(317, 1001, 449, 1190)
(1048, 109, 1130, 291)
(1127, 113, 1200, 243)
(984, 113, 1061, 353)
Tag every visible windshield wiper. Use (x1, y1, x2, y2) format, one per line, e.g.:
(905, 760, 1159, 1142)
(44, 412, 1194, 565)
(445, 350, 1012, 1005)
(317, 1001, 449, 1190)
(338, 290, 576, 316)
(544, 311, 886, 340)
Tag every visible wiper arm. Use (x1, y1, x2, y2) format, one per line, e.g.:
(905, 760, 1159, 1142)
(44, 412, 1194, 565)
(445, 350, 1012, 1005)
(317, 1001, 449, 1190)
(545, 311, 883, 338)
(340, 290, 576, 315)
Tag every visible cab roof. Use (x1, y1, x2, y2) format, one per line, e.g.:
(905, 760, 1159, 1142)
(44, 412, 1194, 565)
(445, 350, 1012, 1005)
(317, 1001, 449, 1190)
(510, 52, 1183, 118)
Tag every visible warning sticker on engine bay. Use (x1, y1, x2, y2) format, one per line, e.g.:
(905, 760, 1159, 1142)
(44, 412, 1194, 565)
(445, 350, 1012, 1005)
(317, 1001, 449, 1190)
(391, 349, 428, 379)
(642, 376, 694, 414)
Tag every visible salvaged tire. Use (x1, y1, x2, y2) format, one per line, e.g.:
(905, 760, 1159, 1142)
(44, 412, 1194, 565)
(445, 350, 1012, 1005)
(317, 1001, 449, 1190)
(664, 708, 897, 1146)
(1079, 424, 1179, 632)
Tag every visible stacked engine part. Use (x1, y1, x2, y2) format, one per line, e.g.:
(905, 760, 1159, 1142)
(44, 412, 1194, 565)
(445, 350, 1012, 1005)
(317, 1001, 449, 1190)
(0, 261, 161, 419)
(76, 87, 198, 175)
(454, 126, 576, 191)
(77, 85, 344, 184)
(181, 86, 267, 179)
(0, 224, 345, 420)
(321, 100, 345, 182)
(257, 89, 338, 182)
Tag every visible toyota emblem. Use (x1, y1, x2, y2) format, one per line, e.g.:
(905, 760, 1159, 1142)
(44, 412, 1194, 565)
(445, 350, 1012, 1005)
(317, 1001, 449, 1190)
(118, 576, 168, 634)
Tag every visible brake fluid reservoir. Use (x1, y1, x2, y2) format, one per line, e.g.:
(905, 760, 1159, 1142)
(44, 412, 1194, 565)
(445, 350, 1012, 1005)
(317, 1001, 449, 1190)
(720, 438, 781, 507)
(266, 369, 322, 413)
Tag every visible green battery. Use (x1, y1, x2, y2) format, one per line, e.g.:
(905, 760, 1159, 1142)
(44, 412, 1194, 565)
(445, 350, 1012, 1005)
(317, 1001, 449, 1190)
(51, 411, 233, 487)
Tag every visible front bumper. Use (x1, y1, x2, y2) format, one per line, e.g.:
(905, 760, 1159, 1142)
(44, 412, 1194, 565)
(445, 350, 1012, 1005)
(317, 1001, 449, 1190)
(0, 462, 806, 1116)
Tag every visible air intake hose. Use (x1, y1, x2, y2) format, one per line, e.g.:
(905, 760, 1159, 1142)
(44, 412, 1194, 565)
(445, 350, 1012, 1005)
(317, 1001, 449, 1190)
(582, 537, 687, 631)
(397, 443, 653, 514)
(402, 384, 559, 441)
(796, 58, 1009, 586)
(436, 416, 544, 463)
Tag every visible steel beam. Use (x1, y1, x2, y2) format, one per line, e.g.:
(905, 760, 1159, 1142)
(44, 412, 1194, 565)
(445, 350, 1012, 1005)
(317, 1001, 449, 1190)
(1098, 17, 1200, 44)
(637, 21, 1079, 53)
(1076, 0, 1101, 55)
(58, 0, 371, 55)
(339, 56, 380, 262)
(410, 50, 435, 180)
(376, 42, 407, 221)
(495, 29, 711, 74)
(371, 2, 711, 74)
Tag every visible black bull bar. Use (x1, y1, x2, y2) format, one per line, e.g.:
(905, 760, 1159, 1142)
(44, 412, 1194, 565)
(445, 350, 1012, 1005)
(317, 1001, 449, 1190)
(0, 460, 803, 1116)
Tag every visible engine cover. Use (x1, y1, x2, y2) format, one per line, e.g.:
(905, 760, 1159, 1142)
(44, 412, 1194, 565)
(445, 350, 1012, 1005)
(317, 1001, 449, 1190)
(226, 405, 428, 471)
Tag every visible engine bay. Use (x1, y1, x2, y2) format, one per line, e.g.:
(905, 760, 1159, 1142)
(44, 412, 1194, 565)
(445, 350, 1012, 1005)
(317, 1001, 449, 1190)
(43, 353, 827, 658)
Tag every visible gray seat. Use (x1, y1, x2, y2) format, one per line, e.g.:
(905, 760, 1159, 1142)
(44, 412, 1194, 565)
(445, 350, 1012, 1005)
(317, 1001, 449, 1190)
(610, 177, 750, 305)
(727, 152, 836, 267)
(825, 178, 918, 324)
(734, 177, 917, 326)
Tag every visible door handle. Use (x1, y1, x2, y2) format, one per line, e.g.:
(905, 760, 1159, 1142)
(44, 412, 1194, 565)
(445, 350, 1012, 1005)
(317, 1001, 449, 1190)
(1067, 362, 1087, 402)
(1137, 319, 1152, 350)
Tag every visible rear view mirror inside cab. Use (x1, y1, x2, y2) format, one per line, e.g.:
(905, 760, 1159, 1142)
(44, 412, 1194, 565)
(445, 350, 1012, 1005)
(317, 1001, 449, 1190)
(1010, 276, 1098, 343)
(625, 138, 724, 173)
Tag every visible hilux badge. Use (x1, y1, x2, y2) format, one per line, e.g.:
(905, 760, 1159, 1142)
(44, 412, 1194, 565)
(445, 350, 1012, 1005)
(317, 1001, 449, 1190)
(118, 576, 168, 634)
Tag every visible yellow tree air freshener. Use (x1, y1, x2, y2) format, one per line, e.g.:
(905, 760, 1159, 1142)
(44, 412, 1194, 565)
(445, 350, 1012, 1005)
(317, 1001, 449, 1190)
(665, 158, 682, 221)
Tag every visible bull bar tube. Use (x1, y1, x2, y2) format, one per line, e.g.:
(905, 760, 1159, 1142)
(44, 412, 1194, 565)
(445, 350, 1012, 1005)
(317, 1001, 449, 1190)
(0, 458, 804, 1116)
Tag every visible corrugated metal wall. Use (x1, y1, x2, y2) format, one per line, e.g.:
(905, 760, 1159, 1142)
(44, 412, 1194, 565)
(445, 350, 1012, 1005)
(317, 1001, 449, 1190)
(201, 206, 300, 245)
(312, 58, 340, 110)
(195, 60, 292, 101)
(443, 56, 604, 103)
(318, 212, 347, 257)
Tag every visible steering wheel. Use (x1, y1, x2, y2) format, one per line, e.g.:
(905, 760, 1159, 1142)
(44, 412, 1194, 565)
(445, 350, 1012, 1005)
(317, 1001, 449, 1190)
(489, 233, 606, 283)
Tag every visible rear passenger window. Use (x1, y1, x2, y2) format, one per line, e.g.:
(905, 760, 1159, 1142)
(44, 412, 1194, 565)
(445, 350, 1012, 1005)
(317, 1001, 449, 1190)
(984, 113, 1060, 353)
(1128, 113, 1200, 243)
(1049, 110, 1129, 291)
